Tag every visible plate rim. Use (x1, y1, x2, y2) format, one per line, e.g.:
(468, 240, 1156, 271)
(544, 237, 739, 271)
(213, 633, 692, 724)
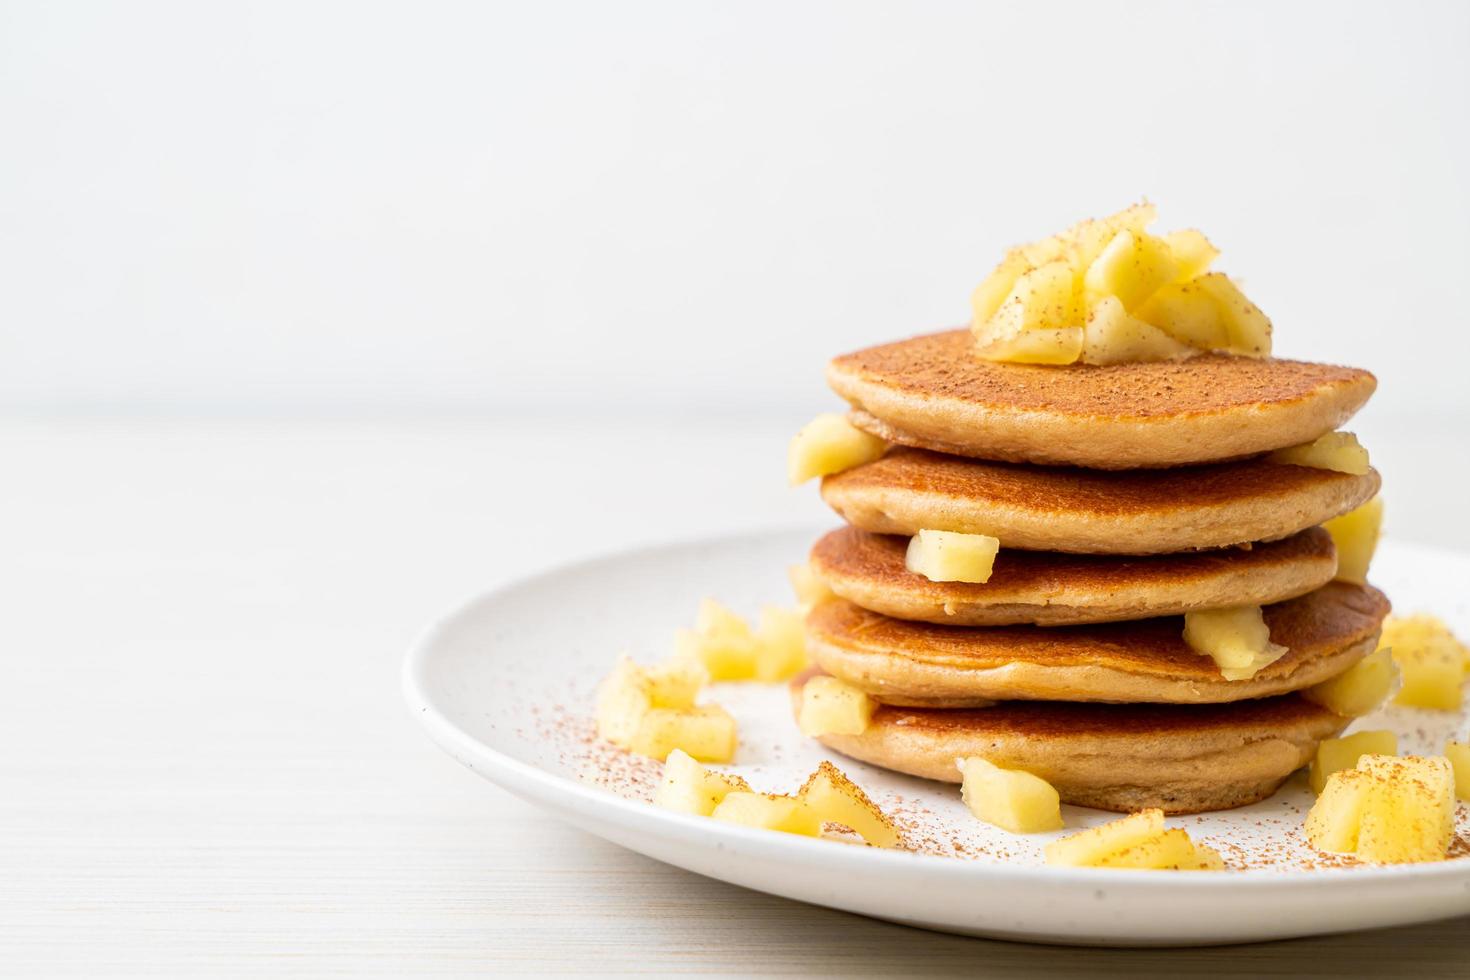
(402, 527, 1470, 891)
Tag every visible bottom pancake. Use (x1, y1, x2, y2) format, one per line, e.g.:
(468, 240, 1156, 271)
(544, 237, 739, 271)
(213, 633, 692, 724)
(790, 671, 1348, 814)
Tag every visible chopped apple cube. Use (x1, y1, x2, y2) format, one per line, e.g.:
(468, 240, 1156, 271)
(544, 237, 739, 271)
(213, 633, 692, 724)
(956, 757, 1063, 834)
(754, 606, 808, 681)
(976, 325, 1085, 365)
(695, 597, 753, 640)
(971, 249, 1031, 323)
(652, 749, 751, 816)
(991, 260, 1083, 334)
(798, 761, 901, 848)
(1309, 730, 1398, 794)
(1044, 809, 1166, 867)
(1302, 648, 1399, 718)
(1391, 640, 1464, 711)
(1181, 844, 1227, 871)
(595, 656, 655, 746)
(788, 413, 887, 486)
(1083, 230, 1180, 311)
(1182, 605, 1288, 681)
(1093, 828, 1201, 869)
(798, 675, 875, 736)
(1161, 228, 1220, 281)
(1445, 742, 1470, 801)
(1269, 432, 1371, 475)
(904, 529, 1000, 584)
(1134, 280, 1229, 350)
(788, 562, 835, 608)
(1081, 296, 1198, 365)
(639, 657, 708, 709)
(1304, 767, 1371, 853)
(674, 628, 758, 681)
(1323, 497, 1383, 585)
(1193, 273, 1271, 356)
(628, 704, 737, 763)
(710, 791, 815, 834)
(1355, 755, 1454, 864)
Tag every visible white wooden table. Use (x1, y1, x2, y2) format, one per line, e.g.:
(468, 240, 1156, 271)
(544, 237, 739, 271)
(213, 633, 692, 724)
(3, 417, 1466, 976)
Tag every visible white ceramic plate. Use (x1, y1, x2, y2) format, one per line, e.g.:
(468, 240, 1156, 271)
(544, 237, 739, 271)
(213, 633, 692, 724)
(403, 529, 1470, 947)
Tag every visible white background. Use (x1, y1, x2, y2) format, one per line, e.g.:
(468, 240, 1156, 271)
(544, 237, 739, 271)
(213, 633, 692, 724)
(2, 0, 1467, 418)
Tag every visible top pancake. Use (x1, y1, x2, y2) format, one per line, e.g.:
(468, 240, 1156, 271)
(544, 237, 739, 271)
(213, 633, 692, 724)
(822, 446, 1380, 554)
(827, 330, 1376, 469)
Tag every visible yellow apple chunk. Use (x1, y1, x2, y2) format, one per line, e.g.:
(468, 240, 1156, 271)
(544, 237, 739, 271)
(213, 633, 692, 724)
(1445, 742, 1470, 801)
(1355, 755, 1454, 864)
(992, 260, 1083, 335)
(1302, 647, 1398, 718)
(1269, 432, 1371, 475)
(1182, 605, 1288, 681)
(652, 749, 752, 816)
(1391, 640, 1464, 710)
(1093, 828, 1201, 869)
(754, 606, 808, 682)
(976, 326, 1085, 365)
(1081, 296, 1198, 365)
(798, 676, 875, 736)
(798, 761, 901, 848)
(628, 704, 737, 762)
(957, 757, 1063, 834)
(1161, 228, 1220, 281)
(904, 529, 1000, 584)
(710, 791, 815, 834)
(1134, 280, 1230, 349)
(1193, 273, 1272, 356)
(1044, 809, 1165, 867)
(1305, 767, 1371, 853)
(971, 249, 1031, 323)
(1323, 497, 1383, 585)
(787, 413, 887, 486)
(788, 561, 835, 608)
(674, 628, 758, 681)
(1309, 730, 1397, 794)
(595, 656, 656, 746)
(1083, 230, 1180, 311)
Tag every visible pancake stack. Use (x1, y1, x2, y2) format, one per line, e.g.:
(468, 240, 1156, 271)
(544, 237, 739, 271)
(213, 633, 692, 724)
(792, 329, 1389, 814)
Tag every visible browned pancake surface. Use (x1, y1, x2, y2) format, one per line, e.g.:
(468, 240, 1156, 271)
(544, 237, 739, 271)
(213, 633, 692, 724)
(810, 525, 1336, 626)
(807, 581, 1388, 682)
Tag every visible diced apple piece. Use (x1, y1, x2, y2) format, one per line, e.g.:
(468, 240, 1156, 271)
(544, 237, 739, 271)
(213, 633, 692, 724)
(905, 529, 1000, 584)
(1323, 497, 1383, 585)
(988, 260, 1083, 337)
(971, 249, 1031, 324)
(640, 657, 708, 710)
(1302, 648, 1398, 718)
(957, 757, 1063, 834)
(1093, 828, 1201, 869)
(1180, 844, 1227, 871)
(1083, 230, 1180, 311)
(695, 597, 752, 640)
(788, 562, 835, 608)
(976, 326, 1084, 365)
(1182, 605, 1288, 681)
(628, 704, 737, 762)
(1269, 432, 1371, 475)
(1193, 273, 1271, 356)
(1305, 768, 1371, 853)
(1391, 638, 1464, 711)
(652, 749, 751, 816)
(710, 791, 816, 834)
(798, 761, 901, 848)
(798, 675, 875, 736)
(1161, 228, 1220, 281)
(1445, 742, 1470, 801)
(1309, 730, 1397, 794)
(595, 656, 655, 746)
(1381, 614, 1469, 672)
(754, 606, 808, 682)
(1134, 280, 1230, 350)
(1081, 296, 1198, 365)
(674, 628, 758, 681)
(1044, 809, 1166, 867)
(1355, 755, 1454, 864)
(788, 413, 887, 486)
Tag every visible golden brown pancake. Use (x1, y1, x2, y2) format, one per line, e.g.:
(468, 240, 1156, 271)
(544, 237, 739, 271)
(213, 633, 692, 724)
(822, 446, 1380, 554)
(811, 525, 1338, 627)
(827, 330, 1376, 469)
(805, 581, 1389, 706)
(789, 671, 1347, 813)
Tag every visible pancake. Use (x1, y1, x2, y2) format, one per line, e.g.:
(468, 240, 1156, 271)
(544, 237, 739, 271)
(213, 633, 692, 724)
(805, 581, 1389, 706)
(810, 525, 1338, 627)
(821, 446, 1380, 555)
(827, 330, 1376, 469)
(789, 671, 1347, 813)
